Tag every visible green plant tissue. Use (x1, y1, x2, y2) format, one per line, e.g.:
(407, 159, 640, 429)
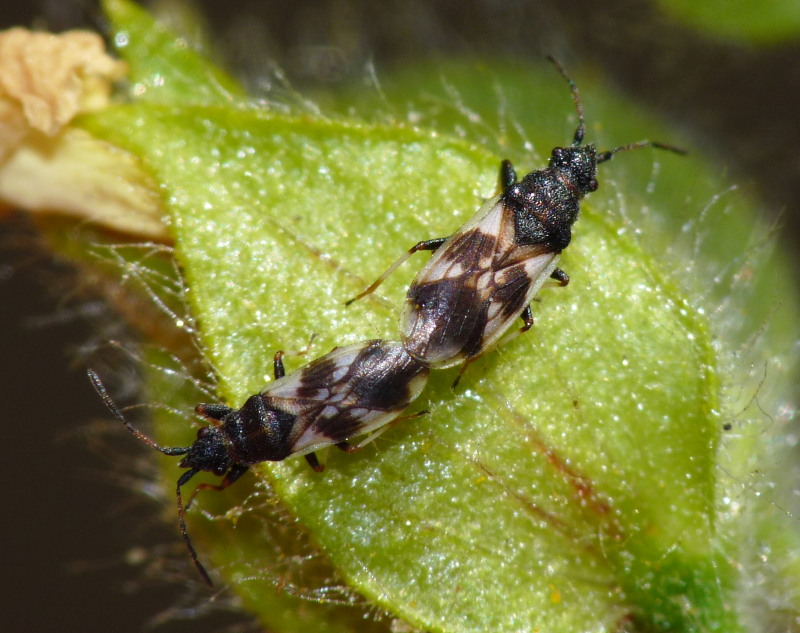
(73, 1, 800, 632)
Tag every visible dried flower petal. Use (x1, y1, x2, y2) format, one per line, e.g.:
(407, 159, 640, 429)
(0, 27, 167, 239)
(0, 28, 126, 156)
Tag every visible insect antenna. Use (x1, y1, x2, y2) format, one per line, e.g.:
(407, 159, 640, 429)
(597, 140, 687, 164)
(87, 369, 191, 456)
(546, 55, 586, 146)
(87, 369, 214, 586)
(546, 56, 688, 161)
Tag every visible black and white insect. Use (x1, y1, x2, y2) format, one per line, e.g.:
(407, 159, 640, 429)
(348, 57, 684, 383)
(88, 339, 428, 585)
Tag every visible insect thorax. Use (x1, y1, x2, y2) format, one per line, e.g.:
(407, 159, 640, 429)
(222, 395, 298, 464)
(506, 169, 581, 253)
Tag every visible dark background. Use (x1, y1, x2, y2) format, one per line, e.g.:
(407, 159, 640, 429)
(2, 1, 799, 632)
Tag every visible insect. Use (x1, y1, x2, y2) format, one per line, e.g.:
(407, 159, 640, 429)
(347, 57, 684, 384)
(88, 339, 429, 585)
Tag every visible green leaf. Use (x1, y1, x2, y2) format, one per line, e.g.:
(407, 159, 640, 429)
(76, 3, 800, 632)
(103, 0, 245, 103)
(656, 0, 800, 46)
(80, 100, 727, 632)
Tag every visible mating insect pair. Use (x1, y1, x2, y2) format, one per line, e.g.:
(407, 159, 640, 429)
(89, 57, 682, 585)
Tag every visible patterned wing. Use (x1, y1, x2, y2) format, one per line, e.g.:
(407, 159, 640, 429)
(264, 341, 428, 455)
(402, 198, 558, 367)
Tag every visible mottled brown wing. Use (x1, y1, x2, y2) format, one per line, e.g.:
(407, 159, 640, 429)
(401, 199, 558, 367)
(264, 340, 428, 455)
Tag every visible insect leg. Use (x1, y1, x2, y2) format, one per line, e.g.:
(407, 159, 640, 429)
(451, 304, 537, 389)
(345, 238, 448, 306)
(304, 452, 325, 473)
(519, 305, 534, 332)
(273, 350, 287, 379)
(195, 403, 233, 421)
(335, 440, 359, 453)
(486, 305, 536, 368)
(452, 359, 477, 390)
(185, 463, 249, 509)
(273, 333, 317, 379)
(549, 267, 570, 286)
(500, 159, 517, 193)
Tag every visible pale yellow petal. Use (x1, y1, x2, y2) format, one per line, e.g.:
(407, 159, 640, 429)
(0, 127, 168, 239)
(0, 27, 168, 239)
(0, 28, 127, 154)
